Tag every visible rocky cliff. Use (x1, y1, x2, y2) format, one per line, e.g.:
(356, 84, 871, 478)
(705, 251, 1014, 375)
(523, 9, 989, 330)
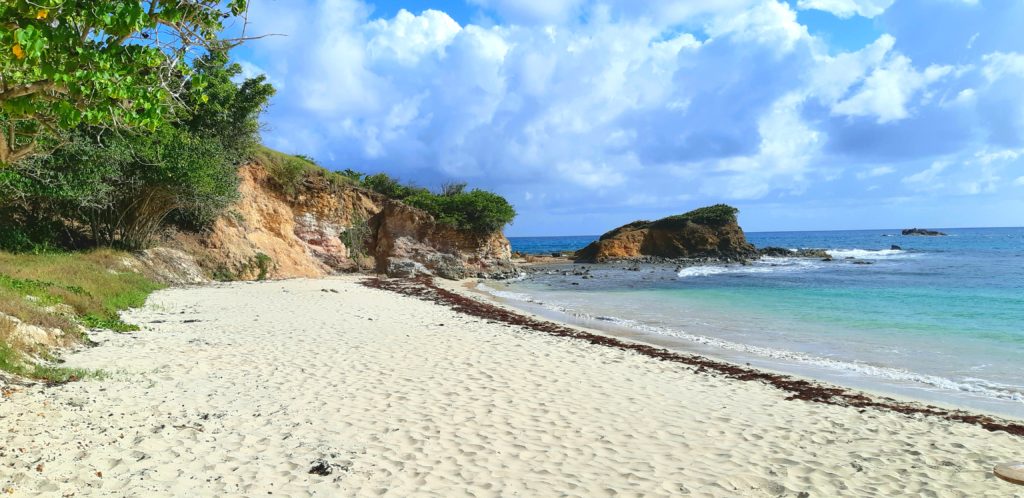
(164, 163, 515, 281)
(575, 205, 756, 262)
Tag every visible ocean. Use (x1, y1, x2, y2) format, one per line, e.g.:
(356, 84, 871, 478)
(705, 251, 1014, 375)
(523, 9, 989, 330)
(500, 228, 1024, 418)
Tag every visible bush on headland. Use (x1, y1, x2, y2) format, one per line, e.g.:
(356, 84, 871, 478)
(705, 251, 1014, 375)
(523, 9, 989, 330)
(658, 204, 739, 227)
(251, 154, 516, 236)
(403, 189, 517, 235)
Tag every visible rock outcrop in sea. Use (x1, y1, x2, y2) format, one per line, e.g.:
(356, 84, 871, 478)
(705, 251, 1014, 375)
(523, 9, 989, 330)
(164, 163, 515, 281)
(574, 205, 756, 263)
(902, 228, 947, 236)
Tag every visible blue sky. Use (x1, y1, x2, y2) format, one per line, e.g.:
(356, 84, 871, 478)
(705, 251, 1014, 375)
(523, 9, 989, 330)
(234, 0, 1024, 236)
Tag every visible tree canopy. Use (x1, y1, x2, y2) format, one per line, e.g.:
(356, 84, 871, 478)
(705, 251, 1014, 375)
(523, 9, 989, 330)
(0, 0, 250, 165)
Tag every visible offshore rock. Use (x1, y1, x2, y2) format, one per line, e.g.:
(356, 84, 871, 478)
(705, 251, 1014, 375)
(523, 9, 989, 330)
(902, 228, 947, 236)
(575, 207, 756, 263)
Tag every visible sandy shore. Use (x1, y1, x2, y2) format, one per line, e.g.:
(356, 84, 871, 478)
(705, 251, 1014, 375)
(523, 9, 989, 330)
(1, 276, 1022, 497)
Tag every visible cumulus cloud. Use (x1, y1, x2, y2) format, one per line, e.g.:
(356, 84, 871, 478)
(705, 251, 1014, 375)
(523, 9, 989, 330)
(830, 51, 953, 123)
(796, 0, 895, 19)
(235, 0, 1024, 233)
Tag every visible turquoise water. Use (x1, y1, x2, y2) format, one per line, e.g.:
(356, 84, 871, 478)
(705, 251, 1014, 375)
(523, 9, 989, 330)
(501, 228, 1024, 418)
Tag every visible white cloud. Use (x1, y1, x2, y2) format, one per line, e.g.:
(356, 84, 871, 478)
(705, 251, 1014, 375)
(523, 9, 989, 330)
(856, 166, 895, 179)
(556, 159, 627, 189)
(706, 1, 808, 53)
(365, 10, 461, 65)
(1014, 177, 1024, 186)
(972, 148, 1024, 165)
(902, 161, 950, 189)
(238, 0, 1024, 222)
(981, 52, 1024, 81)
(808, 34, 895, 104)
(831, 55, 953, 123)
(796, 0, 895, 19)
(698, 93, 823, 199)
(966, 32, 979, 49)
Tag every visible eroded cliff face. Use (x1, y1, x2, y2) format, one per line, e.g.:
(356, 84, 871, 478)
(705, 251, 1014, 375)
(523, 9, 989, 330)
(167, 163, 515, 281)
(372, 201, 515, 279)
(575, 217, 756, 262)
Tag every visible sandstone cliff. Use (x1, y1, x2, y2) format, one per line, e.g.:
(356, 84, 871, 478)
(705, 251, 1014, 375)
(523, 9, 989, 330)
(575, 205, 756, 262)
(164, 163, 515, 281)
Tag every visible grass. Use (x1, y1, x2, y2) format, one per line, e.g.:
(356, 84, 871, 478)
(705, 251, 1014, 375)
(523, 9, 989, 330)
(0, 249, 162, 332)
(252, 146, 355, 196)
(0, 316, 104, 383)
(0, 249, 162, 382)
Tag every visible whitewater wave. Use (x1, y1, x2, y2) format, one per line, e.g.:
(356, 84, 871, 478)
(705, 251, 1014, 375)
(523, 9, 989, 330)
(826, 248, 909, 259)
(676, 257, 822, 279)
(475, 283, 1024, 404)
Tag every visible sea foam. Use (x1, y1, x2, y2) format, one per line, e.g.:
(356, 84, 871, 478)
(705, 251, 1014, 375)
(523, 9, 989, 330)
(826, 248, 908, 259)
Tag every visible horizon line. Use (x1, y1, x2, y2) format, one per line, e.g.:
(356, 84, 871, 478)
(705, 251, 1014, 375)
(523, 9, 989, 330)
(506, 225, 1024, 238)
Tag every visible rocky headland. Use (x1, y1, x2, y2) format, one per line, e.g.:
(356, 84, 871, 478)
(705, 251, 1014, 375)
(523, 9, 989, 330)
(574, 205, 757, 263)
(160, 162, 516, 282)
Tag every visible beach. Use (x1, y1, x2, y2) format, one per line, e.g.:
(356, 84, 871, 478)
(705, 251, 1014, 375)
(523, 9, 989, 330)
(1, 276, 1022, 497)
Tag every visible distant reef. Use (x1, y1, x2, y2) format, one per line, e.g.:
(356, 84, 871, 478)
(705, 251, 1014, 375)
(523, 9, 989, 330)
(574, 204, 757, 263)
(902, 228, 947, 236)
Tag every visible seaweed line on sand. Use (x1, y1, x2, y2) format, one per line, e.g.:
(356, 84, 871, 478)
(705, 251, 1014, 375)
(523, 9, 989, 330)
(361, 276, 1024, 438)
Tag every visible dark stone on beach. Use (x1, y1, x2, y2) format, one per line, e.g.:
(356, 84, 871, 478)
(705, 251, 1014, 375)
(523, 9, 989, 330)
(551, 252, 562, 257)
(309, 459, 333, 476)
(891, 245, 902, 250)
(902, 228, 946, 236)
(852, 260, 874, 265)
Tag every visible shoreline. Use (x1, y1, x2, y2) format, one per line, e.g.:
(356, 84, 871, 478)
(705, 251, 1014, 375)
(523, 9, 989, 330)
(455, 277, 1021, 420)
(1, 275, 1022, 495)
(413, 277, 1024, 435)
(502, 255, 1024, 420)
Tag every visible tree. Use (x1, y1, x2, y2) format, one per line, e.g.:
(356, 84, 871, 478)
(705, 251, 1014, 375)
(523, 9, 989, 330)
(0, 56, 274, 250)
(0, 0, 251, 165)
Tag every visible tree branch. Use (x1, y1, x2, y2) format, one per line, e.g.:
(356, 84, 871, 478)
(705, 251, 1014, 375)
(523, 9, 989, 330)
(0, 81, 59, 102)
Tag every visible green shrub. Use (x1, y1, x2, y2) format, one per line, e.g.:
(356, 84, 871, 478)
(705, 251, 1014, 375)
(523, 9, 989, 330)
(254, 252, 273, 281)
(659, 204, 739, 227)
(20, 127, 241, 250)
(340, 215, 372, 258)
(0, 55, 274, 251)
(360, 173, 429, 200)
(405, 189, 516, 234)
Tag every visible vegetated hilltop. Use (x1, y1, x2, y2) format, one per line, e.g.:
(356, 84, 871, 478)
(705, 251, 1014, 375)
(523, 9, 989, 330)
(575, 204, 756, 262)
(167, 147, 519, 282)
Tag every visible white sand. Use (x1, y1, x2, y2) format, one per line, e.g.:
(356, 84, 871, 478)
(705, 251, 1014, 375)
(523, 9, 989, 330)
(1, 276, 1022, 497)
